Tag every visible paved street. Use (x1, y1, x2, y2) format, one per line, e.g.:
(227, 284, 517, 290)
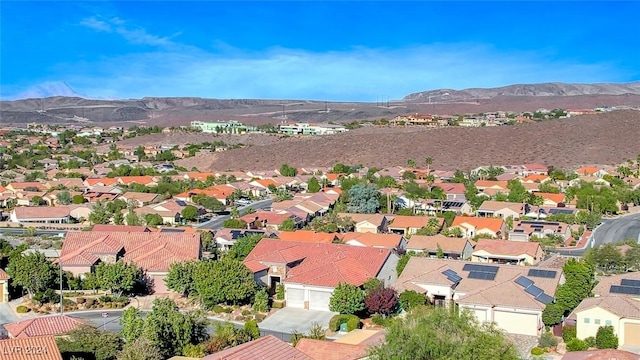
(259, 307, 337, 335)
(196, 198, 273, 230)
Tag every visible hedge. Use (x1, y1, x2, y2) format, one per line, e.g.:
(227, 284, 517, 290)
(329, 314, 361, 332)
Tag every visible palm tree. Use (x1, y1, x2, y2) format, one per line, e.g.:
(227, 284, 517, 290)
(407, 159, 416, 169)
(425, 157, 433, 174)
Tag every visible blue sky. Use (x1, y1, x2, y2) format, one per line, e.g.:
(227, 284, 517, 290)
(2, 1, 639, 101)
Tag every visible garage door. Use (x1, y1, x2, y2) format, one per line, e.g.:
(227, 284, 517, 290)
(152, 275, 169, 294)
(0, 284, 3, 302)
(286, 288, 305, 308)
(493, 310, 539, 336)
(309, 290, 332, 311)
(624, 323, 640, 347)
(472, 308, 487, 323)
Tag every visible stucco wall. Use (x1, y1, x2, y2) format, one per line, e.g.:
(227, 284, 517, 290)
(376, 252, 399, 287)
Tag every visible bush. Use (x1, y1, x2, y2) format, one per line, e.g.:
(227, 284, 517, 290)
(99, 295, 112, 303)
(272, 301, 284, 309)
(76, 297, 86, 304)
(398, 290, 427, 311)
(329, 314, 360, 332)
(213, 305, 224, 313)
(222, 307, 233, 313)
(530, 347, 545, 356)
(371, 314, 393, 327)
(562, 325, 577, 342)
(539, 331, 558, 348)
(241, 310, 252, 316)
(275, 284, 285, 301)
(566, 338, 588, 352)
(85, 298, 95, 307)
(32, 289, 57, 305)
(253, 288, 269, 313)
(255, 313, 266, 322)
(16, 305, 30, 313)
(595, 325, 618, 349)
(585, 336, 596, 348)
(244, 320, 260, 339)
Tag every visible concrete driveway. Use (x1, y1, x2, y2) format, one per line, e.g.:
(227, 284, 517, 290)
(259, 307, 337, 335)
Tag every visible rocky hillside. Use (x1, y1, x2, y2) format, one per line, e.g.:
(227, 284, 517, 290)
(404, 81, 640, 101)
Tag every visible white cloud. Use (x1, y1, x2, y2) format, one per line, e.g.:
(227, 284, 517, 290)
(80, 16, 179, 48)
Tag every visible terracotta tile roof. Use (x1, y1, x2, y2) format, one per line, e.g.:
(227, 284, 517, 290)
(91, 224, 151, 232)
(560, 349, 640, 360)
(340, 232, 403, 248)
(591, 271, 640, 298)
(85, 177, 118, 186)
(395, 257, 561, 310)
(521, 174, 550, 182)
(523, 163, 549, 173)
(333, 329, 386, 346)
(4, 315, 85, 338)
(474, 180, 508, 190)
(477, 200, 524, 213)
(241, 210, 294, 226)
(185, 172, 217, 181)
(576, 167, 602, 176)
(295, 338, 368, 360)
(434, 182, 466, 194)
(406, 234, 470, 253)
(120, 192, 160, 203)
(569, 295, 640, 320)
(244, 239, 391, 287)
(534, 192, 566, 204)
(59, 231, 200, 272)
(0, 335, 63, 360)
(13, 206, 71, 220)
(473, 239, 542, 257)
(117, 176, 157, 185)
(276, 230, 339, 244)
(203, 335, 312, 360)
(337, 213, 388, 227)
(7, 182, 46, 191)
(0, 268, 11, 280)
(451, 216, 505, 234)
(387, 215, 432, 229)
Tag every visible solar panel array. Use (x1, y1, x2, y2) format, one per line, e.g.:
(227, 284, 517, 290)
(514, 275, 555, 305)
(463, 264, 498, 281)
(610, 278, 640, 295)
(528, 269, 557, 278)
(442, 269, 463, 284)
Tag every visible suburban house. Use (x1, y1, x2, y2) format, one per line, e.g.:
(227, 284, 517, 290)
(405, 234, 474, 260)
(240, 210, 302, 230)
(387, 215, 443, 236)
(214, 229, 275, 251)
(3, 315, 85, 338)
(276, 230, 341, 244)
(9, 206, 72, 224)
(340, 232, 405, 249)
(58, 231, 201, 293)
(472, 239, 545, 265)
(119, 192, 162, 207)
(395, 257, 562, 336)
(474, 180, 509, 193)
(476, 201, 526, 219)
(337, 213, 389, 233)
(432, 183, 467, 201)
(450, 216, 506, 239)
(243, 239, 399, 311)
(91, 224, 151, 232)
(568, 272, 640, 350)
(295, 338, 369, 359)
(0, 336, 64, 360)
(416, 199, 473, 216)
(534, 192, 567, 207)
(203, 335, 312, 360)
(508, 220, 572, 242)
(0, 269, 9, 302)
(560, 350, 640, 360)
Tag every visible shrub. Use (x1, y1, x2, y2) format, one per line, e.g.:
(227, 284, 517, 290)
(16, 305, 30, 313)
(585, 336, 596, 348)
(32, 289, 57, 305)
(275, 284, 285, 301)
(99, 295, 112, 303)
(595, 325, 618, 349)
(530, 347, 545, 356)
(539, 331, 558, 348)
(566, 338, 588, 352)
(222, 307, 233, 313)
(562, 325, 577, 342)
(244, 320, 260, 339)
(241, 310, 252, 316)
(371, 314, 393, 327)
(272, 301, 284, 309)
(329, 314, 360, 332)
(255, 313, 266, 322)
(398, 290, 427, 311)
(85, 298, 95, 307)
(76, 297, 86, 304)
(213, 305, 224, 313)
(253, 288, 269, 313)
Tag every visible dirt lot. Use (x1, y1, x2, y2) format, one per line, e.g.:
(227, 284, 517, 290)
(173, 109, 640, 172)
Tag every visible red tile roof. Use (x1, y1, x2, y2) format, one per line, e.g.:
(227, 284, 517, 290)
(59, 231, 201, 272)
(276, 230, 339, 244)
(203, 335, 312, 360)
(560, 349, 640, 360)
(4, 315, 85, 338)
(451, 216, 505, 234)
(12, 206, 71, 220)
(0, 335, 63, 360)
(295, 338, 368, 360)
(473, 239, 542, 257)
(0, 268, 11, 280)
(91, 224, 151, 232)
(340, 232, 403, 248)
(244, 239, 391, 287)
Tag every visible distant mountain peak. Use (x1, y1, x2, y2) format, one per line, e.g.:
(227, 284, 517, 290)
(404, 81, 640, 101)
(14, 81, 88, 100)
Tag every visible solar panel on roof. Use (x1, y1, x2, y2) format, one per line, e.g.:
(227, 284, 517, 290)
(535, 293, 554, 305)
(447, 274, 463, 283)
(463, 263, 475, 271)
(621, 279, 640, 287)
(525, 285, 544, 297)
(611, 285, 640, 295)
(175, 200, 187, 206)
(442, 269, 457, 278)
(528, 269, 557, 278)
(468, 271, 496, 281)
(515, 276, 534, 288)
(475, 264, 499, 273)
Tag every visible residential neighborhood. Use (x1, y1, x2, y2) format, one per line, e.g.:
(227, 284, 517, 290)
(0, 123, 640, 360)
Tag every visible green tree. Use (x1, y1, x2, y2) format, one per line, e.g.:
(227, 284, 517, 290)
(253, 288, 269, 312)
(307, 176, 321, 193)
(55, 190, 72, 205)
(507, 179, 528, 203)
(120, 307, 145, 343)
(200, 230, 217, 253)
(595, 325, 618, 349)
(329, 282, 366, 315)
(227, 233, 263, 260)
(397, 253, 413, 275)
(57, 325, 123, 360)
(89, 201, 111, 224)
(194, 257, 257, 307)
(222, 218, 247, 229)
(95, 261, 145, 296)
(72, 194, 86, 204)
(126, 211, 142, 226)
(181, 205, 199, 222)
(279, 163, 297, 177)
(407, 159, 416, 168)
(279, 217, 296, 231)
(144, 213, 164, 227)
(7, 252, 57, 296)
(134, 145, 146, 162)
(348, 183, 380, 214)
(117, 338, 163, 360)
(165, 261, 198, 297)
(113, 211, 125, 225)
(398, 290, 427, 311)
(368, 307, 519, 360)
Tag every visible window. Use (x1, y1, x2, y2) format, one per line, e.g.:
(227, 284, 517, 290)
(606, 320, 612, 326)
(595, 319, 601, 325)
(584, 318, 590, 324)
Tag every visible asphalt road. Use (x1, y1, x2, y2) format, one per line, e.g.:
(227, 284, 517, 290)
(195, 198, 273, 230)
(553, 213, 640, 256)
(68, 309, 292, 341)
(0, 228, 67, 236)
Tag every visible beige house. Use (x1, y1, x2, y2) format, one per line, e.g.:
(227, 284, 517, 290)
(0, 269, 10, 302)
(472, 239, 544, 266)
(450, 216, 506, 239)
(337, 213, 389, 233)
(569, 272, 640, 349)
(395, 257, 562, 336)
(406, 234, 474, 260)
(476, 201, 525, 219)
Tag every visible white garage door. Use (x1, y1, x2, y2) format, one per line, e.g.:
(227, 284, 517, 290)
(286, 288, 305, 308)
(493, 310, 539, 336)
(309, 290, 332, 311)
(472, 308, 488, 323)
